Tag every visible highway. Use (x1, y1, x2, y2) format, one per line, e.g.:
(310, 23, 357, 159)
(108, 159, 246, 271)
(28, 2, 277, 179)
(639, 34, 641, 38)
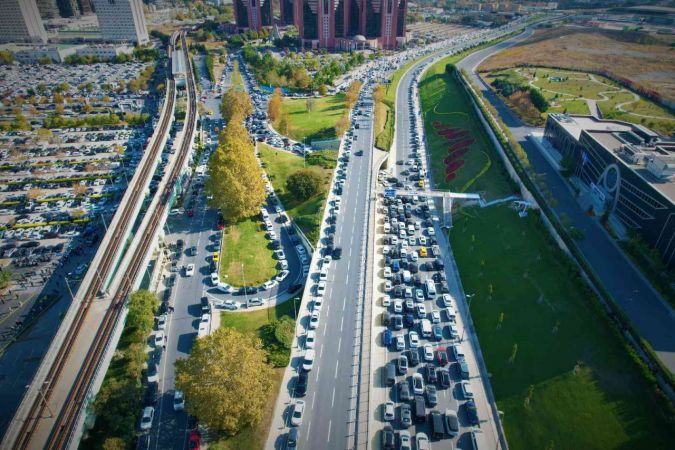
(456, 30, 675, 372)
(266, 92, 377, 450)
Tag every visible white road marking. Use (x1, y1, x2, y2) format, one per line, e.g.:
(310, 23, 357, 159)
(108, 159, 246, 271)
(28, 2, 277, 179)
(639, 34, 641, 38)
(320, 345, 324, 359)
(334, 361, 339, 379)
(306, 420, 312, 439)
(340, 316, 344, 332)
(331, 386, 336, 406)
(327, 419, 332, 441)
(312, 391, 316, 410)
(338, 336, 342, 352)
(342, 297, 346, 311)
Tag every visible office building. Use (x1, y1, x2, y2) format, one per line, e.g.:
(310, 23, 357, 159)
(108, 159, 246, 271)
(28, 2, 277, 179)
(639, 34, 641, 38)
(36, 0, 60, 19)
(544, 114, 675, 267)
(57, 0, 80, 17)
(0, 0, 48, 44)
(92, 0, 149, 45)
(233, 0, 273, 31)
(294, 0, 407, 49)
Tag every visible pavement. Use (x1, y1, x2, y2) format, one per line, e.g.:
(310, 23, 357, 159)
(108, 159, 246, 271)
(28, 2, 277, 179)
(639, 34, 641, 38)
(456, 30, 675, 372)
(265, 94, 377, 450)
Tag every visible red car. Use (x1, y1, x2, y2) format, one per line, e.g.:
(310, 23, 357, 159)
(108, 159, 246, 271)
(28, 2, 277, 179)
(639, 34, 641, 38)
(188, 430, 201, 449)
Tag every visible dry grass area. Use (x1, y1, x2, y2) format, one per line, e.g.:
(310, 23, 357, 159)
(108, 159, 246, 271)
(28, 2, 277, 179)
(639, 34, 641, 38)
(478, 26, 675, 103)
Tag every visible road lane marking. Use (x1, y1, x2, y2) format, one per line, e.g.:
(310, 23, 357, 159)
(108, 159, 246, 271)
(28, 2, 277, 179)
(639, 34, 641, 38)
(331, 387, 336, 406)
(312, 391, 316, 410)
(306, 420, 312, 440)
(327, 419, 332, 442)
(338, 336, 342, 352)
(320, 345, 324, 359)
(334, 361, 339, 379)
(340, 316, 344, 332)
(342, 297, 346, 311)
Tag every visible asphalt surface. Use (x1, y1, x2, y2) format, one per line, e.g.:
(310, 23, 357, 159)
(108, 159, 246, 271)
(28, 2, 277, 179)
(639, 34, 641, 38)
(456, 31, 675, 372)
(271, 109, 376, 450)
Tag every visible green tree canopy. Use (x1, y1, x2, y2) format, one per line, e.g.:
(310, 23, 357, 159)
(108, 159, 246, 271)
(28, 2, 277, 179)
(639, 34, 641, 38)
(175, 327, 274, 435)
(286, 168, 323, 201)
(206, 121, 266, 222)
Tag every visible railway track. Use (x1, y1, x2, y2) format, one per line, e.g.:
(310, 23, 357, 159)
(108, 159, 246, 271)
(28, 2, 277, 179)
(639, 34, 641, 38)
(9, 32, 190, 450)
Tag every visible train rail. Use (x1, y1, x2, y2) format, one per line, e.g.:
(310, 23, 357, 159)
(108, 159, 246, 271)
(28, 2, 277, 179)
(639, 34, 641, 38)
(8, 31, 191, 450)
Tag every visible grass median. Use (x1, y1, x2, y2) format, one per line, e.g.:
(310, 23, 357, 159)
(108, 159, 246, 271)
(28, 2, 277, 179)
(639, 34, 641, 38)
(421, 53, 675, 448)
(277, 94, 347, 143)
(211, 301, 298, 450)
(258, 144, 336, 244)
(219, 218, 277, 287)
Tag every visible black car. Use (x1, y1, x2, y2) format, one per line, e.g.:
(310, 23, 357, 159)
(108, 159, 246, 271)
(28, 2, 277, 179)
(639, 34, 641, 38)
(295, 372, 308, 397)
(427, 364, 438, 384)
(438, 368, 451, 388)
(464, 399, 480, 426)
(382, 425, 395, 449)
(332, 247, 342, 259)
(392, 314, 403, 330)
(286, 428, 299, 450)
(144, 382, 158, 405)
(404, 313, 415, 328)
(355, 150, 363, 156)
(408, 349, 420, 366)
(238, 286, 257, 295)
(201, 296, 211, 314)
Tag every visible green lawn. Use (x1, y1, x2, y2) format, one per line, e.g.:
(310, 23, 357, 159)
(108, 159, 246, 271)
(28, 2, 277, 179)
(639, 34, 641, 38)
(231, 60, 244, 91)
(423, 53, 675, 449)
(258, 144, 335, 244)
(212, 301, 297, 450)
(278, 94, 347, 142)
(219, 218, 277, 287)
(420, 57, 513, 200)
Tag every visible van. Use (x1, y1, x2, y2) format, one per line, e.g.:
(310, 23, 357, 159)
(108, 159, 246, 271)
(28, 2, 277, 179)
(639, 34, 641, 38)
(414, 395, 425, 422)
(383, 222, 391, 234)
(425, 279, 436, 297)
(419, 319, 432, 338)
(430, 410, 445, 439)
(385, 362, 396, 386)
(402, 270, 411, 284)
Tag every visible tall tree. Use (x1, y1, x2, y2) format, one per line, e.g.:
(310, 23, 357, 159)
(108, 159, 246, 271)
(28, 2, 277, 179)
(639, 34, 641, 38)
(206, 121, 266, 222)
(175, 327, 273, 435)
(221, 88, 253, 122)
(286, 168, 323, 201)
(268, 88, 283, 123)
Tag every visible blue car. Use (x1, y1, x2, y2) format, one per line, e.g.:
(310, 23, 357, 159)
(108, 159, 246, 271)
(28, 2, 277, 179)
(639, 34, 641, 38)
(392, 260, 400, 273)
(432, 324, 443, 341)
(383, 329, 393, 346)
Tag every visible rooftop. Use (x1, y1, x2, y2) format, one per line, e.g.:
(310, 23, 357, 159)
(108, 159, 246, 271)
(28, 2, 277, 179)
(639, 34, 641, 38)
(550, 114, 675, 202)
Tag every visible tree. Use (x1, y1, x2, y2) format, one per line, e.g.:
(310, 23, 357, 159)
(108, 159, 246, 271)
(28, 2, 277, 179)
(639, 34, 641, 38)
(286, 168, 323, 201)
(345, 80, 362, 107)
(82, 103, 93, 113)
(206, 121, 266, 222)
(318, 84, 328, 96)
(175, 327, 273, 435)
(126, 290, 158, 333)
(220, 88, 253, 122)
(268, 88, 283, 123)
(306, 98, 316, 113)
(277, 110, 290, 135)
(54, 104, 65, 114)
(0, 50, 15, 65)
(0, 269, 12, 290)
(373, 84, 385, 103)
(335, 114, 349, 136)
(36, 128, 53, 142)
(101, 438, 125, 450)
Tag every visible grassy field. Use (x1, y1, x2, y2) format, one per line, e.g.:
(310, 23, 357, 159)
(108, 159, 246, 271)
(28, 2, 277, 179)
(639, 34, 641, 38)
(420, 58, 513, 199)
(277, 94, 347, 142)
(482, 66, 675, 135)
(422, 54, 675, 449)
(211, 301, 297, 450)
(219, 218, 277, 287)
(258, 144, 335, 244)
(231, 60, 244, 91)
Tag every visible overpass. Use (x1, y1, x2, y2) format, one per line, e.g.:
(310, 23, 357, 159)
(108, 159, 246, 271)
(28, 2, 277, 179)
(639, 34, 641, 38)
(1, 31, 199, 450)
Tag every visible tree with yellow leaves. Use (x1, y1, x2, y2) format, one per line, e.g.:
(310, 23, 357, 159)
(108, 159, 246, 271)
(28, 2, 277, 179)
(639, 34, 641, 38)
(220, 87, 253, 123)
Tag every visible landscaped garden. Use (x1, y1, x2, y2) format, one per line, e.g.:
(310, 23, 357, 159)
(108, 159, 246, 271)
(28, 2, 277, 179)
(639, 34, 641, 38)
(421, 53, 675, 449)
(258, 144, 336, 244)
(275, 94, 347, 143)
(219, 217, 277, 287)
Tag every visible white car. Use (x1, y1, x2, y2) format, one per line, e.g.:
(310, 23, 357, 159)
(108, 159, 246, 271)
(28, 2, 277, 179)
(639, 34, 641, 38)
(416, 303, 427, 318)
(382, 295, 391, 307)
(414, 289, 425, 302)
(216, 282, 232, 293)
(383, 401, 395, 421)
(384, 267, 392, 278)
(430, 310, 441, 324)
(312, 297, 323, 311)
(275, 270, 290, 282)
(442, 294, 453, 307)
(322, 255, 331, 268)
(267, 230, 277, 240)
(399, 431, 412, 450)
(279, 259, 289, 270)
(305, 330, 316, 349)
(302, 349, 315, 371)
(416, 432, 430, 450)
(408, 331, 420, 348)
(449, 324, 459, 338)
(423, 344, 434, 362)
(316, 281, 326, 296)
(309, 310, 320, 329)
(395, 334, 405, 351)
(275, 206, 283, 214)
(219, 299, 238, 310)
(261, 280, 277, 290)
(210, 272, 219, 286)
(275, 249, 286, 260)
(154, 331, 164, 347)
(427, 227, 435, 236)
(140, 406, 154, 431)
(412, 373, 425, 395)
(461, 380, 474, 399)
(393, 300, 403, 313)
(185, 264, 195, 277)
(157, 314, 167, 330)
(291, 400, 305, 426)
(173, 390, 185, 411)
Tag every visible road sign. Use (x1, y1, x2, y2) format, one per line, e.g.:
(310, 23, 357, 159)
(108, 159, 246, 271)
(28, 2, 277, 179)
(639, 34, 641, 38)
(384, 188, 396, 198)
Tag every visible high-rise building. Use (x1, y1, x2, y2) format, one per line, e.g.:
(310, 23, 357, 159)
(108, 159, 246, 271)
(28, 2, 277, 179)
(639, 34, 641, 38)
(233, 0, 273, 31)
(0, 0, 48, 44)
(36, 0, 60, 19)
(92, 0, 149, 45)
(294, 0, 406, 49)
(57, 0, 80, 17)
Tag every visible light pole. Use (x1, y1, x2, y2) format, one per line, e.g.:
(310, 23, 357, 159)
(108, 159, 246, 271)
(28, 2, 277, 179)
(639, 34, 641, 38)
(460, 293, 476, 342)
